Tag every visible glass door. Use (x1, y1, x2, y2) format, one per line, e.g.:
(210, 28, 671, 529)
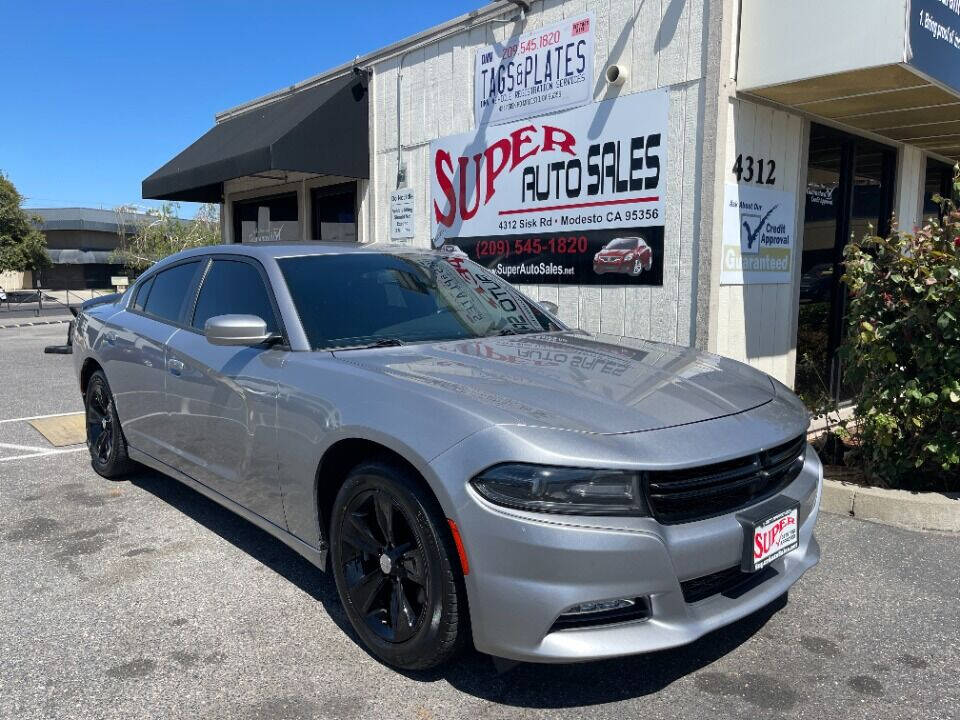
(795, 124, 896, 405)
(311, 182, 357, 242)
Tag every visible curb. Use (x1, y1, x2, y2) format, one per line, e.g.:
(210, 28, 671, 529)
(0, 318, 71, 330)
(821, 478, 960, 533)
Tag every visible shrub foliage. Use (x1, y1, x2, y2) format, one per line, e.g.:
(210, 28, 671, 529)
(841, 171, 960, 491)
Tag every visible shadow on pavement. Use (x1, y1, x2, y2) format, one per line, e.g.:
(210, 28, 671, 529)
(130, 467, 787, 709)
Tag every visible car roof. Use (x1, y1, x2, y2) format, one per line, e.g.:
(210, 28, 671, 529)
(148, 241, 444, 273)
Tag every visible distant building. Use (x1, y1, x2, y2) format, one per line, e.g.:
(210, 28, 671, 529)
(28, 207, 155, 289)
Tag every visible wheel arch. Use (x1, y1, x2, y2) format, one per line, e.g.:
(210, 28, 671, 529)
(79, 357, 104, 397)
(314, 437, 448, 544)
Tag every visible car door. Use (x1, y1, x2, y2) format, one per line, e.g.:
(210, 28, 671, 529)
(100, 260, 202, 467)
(163, 257, 287, 527)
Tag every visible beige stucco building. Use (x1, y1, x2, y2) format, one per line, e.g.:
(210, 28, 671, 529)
(144, 0, 960, 401)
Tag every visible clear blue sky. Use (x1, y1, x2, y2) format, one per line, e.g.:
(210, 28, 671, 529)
(0, 1, 482, 216)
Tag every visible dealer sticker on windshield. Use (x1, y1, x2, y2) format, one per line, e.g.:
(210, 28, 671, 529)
(746, 506, 799, 572)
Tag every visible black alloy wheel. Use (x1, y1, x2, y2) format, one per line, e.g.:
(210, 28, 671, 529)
(85, 370, 133, 479)
(339, 489, 429, 643)
(86, 381, 114, 465)
(331, 461, 465, 670)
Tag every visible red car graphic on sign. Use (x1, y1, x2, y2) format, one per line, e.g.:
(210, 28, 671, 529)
(592, 237, 654, 276)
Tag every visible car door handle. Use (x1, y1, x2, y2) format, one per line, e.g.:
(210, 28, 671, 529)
(167, 358, 184, 376)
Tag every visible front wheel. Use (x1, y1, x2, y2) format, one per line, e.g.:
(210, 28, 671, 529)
(85, 370, 134, 479)
(330, 461, 465, 670)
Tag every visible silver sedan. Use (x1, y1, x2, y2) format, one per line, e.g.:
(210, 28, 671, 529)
(73, 242, 821, 670)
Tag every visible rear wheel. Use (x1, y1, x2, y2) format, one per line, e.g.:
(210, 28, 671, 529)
(330, 460, 465, 670)
(85, 370, 133, 479)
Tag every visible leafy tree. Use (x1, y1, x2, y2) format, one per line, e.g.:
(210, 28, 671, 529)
(841, 166, 960, 491)
(0, 172, 51, 273)
(113, 202, 220, 272)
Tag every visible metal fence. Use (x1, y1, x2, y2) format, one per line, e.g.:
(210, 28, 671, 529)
(0, 288, 115, 317)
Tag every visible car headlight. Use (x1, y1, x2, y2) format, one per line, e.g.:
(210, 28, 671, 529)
(625, 253, 635, 261)
(470, 464, 648, 516)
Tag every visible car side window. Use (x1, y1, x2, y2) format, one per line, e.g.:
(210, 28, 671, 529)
(142, 261, 201, 324)
(191, 259, 279, 335)
(131, 276, 154, 312)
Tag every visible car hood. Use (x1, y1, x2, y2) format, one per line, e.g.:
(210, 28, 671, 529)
(333, 332, 776, 434)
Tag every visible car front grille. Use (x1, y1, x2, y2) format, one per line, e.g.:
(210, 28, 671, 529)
(644, 435, 806, 525)
(680, 565, 778, 603)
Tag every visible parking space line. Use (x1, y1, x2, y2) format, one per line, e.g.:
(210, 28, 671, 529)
(0, 442, 56, 453)
(0, 446, 86, 462)
(0, 411, 83, 425)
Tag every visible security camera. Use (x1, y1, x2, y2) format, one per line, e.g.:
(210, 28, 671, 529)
(605, 64, 628, 86)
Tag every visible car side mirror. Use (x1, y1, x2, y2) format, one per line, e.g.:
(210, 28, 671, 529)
(539, 301, 559, 316)
(204, 314, 273, 346)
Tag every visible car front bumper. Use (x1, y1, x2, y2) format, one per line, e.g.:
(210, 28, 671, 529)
(433, 444, 822, 663)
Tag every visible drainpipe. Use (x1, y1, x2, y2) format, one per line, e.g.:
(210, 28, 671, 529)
(396, 51, 409, 188)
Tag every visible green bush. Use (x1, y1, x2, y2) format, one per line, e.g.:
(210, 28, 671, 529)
(841, 172, 960, 491)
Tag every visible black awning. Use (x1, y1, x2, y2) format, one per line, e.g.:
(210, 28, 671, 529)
(142, 74, 369, 203)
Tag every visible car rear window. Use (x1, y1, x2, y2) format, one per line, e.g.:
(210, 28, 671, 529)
(143, 261, 200, 324)
(131, 276, 154, 312)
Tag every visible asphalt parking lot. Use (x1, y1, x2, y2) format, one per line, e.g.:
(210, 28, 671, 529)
(1, 323, 958, 720)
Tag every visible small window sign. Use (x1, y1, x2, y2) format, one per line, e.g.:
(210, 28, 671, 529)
(111, 276, 129, 287)
(390, 188, 415, 241)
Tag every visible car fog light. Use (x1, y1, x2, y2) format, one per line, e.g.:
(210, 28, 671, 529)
(563, 598, 636, 615)
(551, 597, 650, 631)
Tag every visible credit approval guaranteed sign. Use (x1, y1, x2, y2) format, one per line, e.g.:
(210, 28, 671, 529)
(475, 12, 595, 127)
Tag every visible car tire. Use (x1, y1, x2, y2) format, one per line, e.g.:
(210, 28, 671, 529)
(85, 370, 134, 479)
(330, 460, 466, 670)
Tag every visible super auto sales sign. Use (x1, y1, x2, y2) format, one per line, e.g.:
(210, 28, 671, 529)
(430, 89, 669, 286)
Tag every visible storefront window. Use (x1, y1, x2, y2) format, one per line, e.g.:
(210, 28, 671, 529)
(312, 183, 357, 242)
(795, 124, 896, 406)
(922, 159, 953, 225)
(233, 193, 300, 243)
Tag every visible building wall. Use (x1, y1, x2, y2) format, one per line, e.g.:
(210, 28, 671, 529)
(211, 0, 943, 391)
(367, 0, 716, 347)
(712, 98, 808, 386)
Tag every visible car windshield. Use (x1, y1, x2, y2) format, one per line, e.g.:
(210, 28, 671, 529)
(605, 237, 639, 250)
(277, 252, 562, 350)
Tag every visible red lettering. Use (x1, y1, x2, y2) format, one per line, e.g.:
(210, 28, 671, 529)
(483, 138, 512, 203)
(458, 154, 483, 221)
(433, 150, 456, 227)
(435, 124, 579, 224)
(510, 125, 539, 170)
(542, 125, 577, 156)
